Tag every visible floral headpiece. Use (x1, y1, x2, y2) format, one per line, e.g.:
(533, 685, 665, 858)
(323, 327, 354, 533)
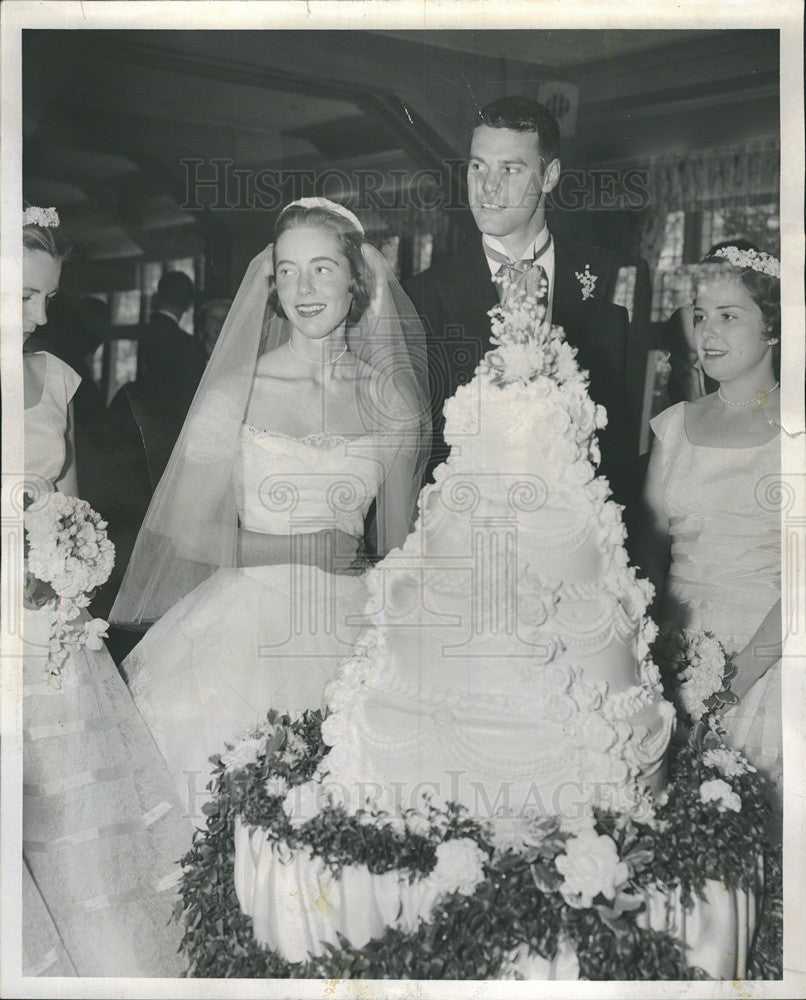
(711, 245, 780, 278)
(23, 206, 60, 228)
(280, 197, 364, 235)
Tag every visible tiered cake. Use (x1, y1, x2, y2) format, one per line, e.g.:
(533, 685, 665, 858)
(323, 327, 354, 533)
(319, 277, 674, 825)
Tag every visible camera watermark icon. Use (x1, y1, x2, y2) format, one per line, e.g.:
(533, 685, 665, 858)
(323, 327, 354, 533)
(3, 473, 51, 640)
(754, 472, 806, 659)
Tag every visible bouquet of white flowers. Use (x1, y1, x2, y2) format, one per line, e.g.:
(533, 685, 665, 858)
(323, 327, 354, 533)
(652, 625, 737, 725)
(24, 491, 115, 680)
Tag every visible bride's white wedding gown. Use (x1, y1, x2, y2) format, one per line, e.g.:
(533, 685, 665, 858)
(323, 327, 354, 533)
(650, 402, 782, 800)
(124, 424, 383, 819)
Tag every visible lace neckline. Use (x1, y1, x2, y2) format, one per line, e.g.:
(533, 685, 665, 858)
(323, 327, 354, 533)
(241, 423, 378, 449)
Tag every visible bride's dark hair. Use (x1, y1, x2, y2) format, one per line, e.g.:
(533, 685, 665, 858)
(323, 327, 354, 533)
(267, 205, 375, 324)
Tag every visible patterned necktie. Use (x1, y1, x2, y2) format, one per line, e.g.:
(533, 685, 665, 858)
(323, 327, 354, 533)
(484, 230, 551, 303)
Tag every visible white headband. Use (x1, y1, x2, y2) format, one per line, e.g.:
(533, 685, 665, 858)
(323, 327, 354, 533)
(711, 245, 780, 278)
(24, 206, 60, 228)
(280, 197, 364, 235)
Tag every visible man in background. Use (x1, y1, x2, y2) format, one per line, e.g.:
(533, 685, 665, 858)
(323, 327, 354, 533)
(137, 270, 204, 411)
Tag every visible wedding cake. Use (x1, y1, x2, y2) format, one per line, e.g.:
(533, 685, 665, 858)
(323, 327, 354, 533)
(317, 277, 674, 825)
(182, 276, 772, 980)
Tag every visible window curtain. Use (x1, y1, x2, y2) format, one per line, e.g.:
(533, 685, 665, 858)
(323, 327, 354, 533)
(639, 138, 780, 272)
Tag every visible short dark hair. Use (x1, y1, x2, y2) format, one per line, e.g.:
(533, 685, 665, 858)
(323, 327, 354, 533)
(474, 96, 561, 164)
(267, 204, 374, 325)
(157, 270, 194, 312)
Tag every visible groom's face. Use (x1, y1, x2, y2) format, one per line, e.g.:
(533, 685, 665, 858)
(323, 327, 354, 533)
(468, 126, 558, 248)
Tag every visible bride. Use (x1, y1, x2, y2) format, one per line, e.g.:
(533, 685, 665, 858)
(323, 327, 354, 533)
(637, 244, 782, 823)
(111, 199, 430, 819)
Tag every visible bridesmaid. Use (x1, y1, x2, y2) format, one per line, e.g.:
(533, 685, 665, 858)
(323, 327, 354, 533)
(21, 206, 193, 976)
(637, 244, 782, 821)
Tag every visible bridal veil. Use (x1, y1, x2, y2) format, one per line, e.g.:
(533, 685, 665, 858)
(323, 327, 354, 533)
(111, 201, 431, 625)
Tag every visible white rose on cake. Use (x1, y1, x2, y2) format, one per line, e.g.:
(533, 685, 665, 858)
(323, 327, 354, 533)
(320, 711, 349, 746)
(555, 829, 630, 908)
(220, 733, 266, 773)
(426, 838, 488, 897)
(282, 779, 325, 828)
(702, 747, 755, 779)
(488, 813, 554, 857)
(553, 340, 580, 384)
(699, 778, 741, 813)
(404, 811, 433, 838)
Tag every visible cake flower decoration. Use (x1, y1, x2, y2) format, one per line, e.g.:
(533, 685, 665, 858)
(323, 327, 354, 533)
(554, 828, 630, 909)
(698, 778, 742, 814)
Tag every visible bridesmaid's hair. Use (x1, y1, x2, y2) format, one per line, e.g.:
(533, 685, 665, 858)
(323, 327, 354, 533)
(267, 205, 375, 324)
(23, 205, 71, 263)
(693, 240, 781, 370)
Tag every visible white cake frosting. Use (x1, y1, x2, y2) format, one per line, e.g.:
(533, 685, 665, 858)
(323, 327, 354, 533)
(316, 296, 675, 828)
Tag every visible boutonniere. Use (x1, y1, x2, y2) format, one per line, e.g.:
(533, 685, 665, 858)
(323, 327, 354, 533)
(574, 264, 598, 302)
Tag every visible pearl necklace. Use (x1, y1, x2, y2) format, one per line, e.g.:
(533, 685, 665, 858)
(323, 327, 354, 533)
(717, 382, 779, 407)
(287, 341, 348, 365)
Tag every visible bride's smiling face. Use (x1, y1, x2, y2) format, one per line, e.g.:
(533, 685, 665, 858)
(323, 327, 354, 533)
(274, 226, 353, 341)
(693, 274, 775, 384)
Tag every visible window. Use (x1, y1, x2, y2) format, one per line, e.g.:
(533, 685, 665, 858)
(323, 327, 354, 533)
(111, 340, 139, 393)
(651, 211, 685, 321)
(413, 232, 433, 275)
(379, 236, 400, 277)
(110, 290, 141, 326)
(651, 203, 779, 321)
(612, 266, 637, 323)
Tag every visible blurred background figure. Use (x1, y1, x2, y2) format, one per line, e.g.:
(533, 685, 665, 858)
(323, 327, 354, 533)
(78, 295, 112, 365)
(112, 270, 204, 493)
(197, 296, 232, 362)
(137, 270, 204, 406)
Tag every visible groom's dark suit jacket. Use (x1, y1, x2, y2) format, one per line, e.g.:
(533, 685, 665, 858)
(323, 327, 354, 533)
(404, 226, 651, 508)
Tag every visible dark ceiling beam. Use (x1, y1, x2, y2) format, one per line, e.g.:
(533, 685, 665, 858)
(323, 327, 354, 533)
(586, 73, 779, 120)
(25, 31, 379, 105)
(23, 29, 506, 164)
(565, 28, 778, 87)
(26, 33, 469, 215)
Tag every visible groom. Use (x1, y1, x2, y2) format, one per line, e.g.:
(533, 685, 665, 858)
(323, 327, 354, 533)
(405, 96, 650, 508)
